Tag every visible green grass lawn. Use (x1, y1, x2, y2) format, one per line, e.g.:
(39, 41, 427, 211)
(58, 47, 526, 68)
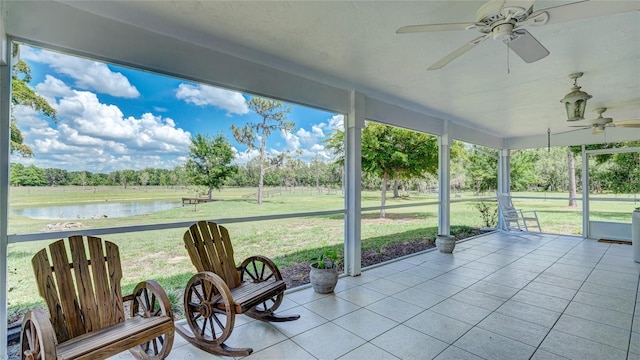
(6, 186, 636, 321)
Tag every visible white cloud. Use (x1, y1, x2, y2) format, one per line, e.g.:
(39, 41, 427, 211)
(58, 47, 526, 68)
(21, 86, 192, 171)
(12, 105, 49, 128)
(21, 47, 140, 98)
(233, 147, 260, 164)
(282, 130, 301, 151)
(176, 83, 249, 115)
(328, 114, 344, 130)
(271, 113, 345, 162)
(35, 75, 75, 104)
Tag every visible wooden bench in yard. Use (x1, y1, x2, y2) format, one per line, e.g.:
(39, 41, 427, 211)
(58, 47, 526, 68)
(176, 221, 300, 357)
(20, 236, 174, 360)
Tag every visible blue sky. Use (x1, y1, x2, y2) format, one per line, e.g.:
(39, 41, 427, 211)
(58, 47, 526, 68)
(12, 45, 344, 173)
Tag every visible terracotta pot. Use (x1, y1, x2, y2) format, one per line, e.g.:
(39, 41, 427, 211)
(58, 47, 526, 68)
(309, 264, 338, 293)
(436, 234, 455, 253)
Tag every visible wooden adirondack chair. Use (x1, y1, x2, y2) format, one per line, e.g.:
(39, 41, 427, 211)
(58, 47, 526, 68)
(176, 221, 299, 357)
(20, 236, 174, 360)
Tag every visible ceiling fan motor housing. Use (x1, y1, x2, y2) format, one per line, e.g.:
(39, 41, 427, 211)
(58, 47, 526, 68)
(492, 23, 514, 40)
(476, 2, 531, 41)
(477, 0, 530, 22)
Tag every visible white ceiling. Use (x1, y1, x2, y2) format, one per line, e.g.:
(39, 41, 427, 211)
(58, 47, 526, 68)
(6, 0, 640, 145)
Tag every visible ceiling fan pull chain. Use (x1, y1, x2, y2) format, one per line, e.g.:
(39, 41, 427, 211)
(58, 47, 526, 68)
(547, 128, 551, 152)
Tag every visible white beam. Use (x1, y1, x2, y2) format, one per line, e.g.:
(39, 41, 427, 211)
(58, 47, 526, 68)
(5, 0, 351, 115)
(449, 121, 503, 149)
(344, 91, 363, 276)
(364, 97, 443, 136)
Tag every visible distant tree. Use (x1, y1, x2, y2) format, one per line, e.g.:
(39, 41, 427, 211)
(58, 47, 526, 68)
(567, 142, 636, 204)
(120, 169, 136, 189)
(327, 122, 440, 218)
(604, 141, 640, 193)
(466, 146, 497, 195)
(566, 149, 578, 206)
(533, 147, 570, 192)
(11, 59, 57, 157)
(109, 171, 120, 186)
(9, 163, 25, 186)
(10, 163, 46, 186)
(509, 150, 539, 191)
(231, 97, 293, 204)
(89, 173, 109, 186)
(139, 171, 150, 190)
(44, 167, 69, 186)
(185, 133, 237, 200)
(69, 171, 91, 187)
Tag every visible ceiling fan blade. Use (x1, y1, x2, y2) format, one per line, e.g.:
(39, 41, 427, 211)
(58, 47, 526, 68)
(614, 123, 640, 128)
(531, 0, 640, 26)
(612, 119, 640, 127)
(502, 0, 536, 14)
(503, 0, 536, 9)
(554, 128, 585, 135)
(428, 35, 488, 70)
(507, 29, 549, 63)
(396, 22, 480, 34)
(567, 125, 591, 128)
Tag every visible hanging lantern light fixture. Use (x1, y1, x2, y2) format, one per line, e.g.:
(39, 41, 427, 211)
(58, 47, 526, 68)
(560, 72, 592, 121)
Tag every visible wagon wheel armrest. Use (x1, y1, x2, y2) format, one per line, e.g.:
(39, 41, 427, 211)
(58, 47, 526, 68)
(240, 255, 281, 272)
(240, 255, 283, 283)
(21, 308, 58, 359)
(129, 279, 174, 320)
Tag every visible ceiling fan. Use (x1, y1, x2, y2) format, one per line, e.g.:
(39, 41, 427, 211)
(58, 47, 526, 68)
(567, 108, 640, 135)
(396, 0, 640, 70)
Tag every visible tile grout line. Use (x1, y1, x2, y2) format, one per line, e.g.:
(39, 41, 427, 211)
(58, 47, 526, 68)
(453, 233, 586, 360)
(331, 233, 523, 360)
(426, 233, 566, 359)
(627, 269, 640, 360)
(528, 239, 623, 360)
(254, 235, 633, 360)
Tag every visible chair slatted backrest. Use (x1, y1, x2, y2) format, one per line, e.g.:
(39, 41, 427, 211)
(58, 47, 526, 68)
(496, 193, 519, 219)
(183, 221, 241, 289)
(31, 236, 125, 344)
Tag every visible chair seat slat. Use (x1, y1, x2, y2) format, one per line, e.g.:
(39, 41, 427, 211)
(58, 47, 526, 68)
(56, 316, 172, 360)
(229, 281, 286, 313)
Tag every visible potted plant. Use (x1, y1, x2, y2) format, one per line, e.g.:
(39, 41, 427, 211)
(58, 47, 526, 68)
(309, 249, 340, 294)
(436, 234, 456, 253)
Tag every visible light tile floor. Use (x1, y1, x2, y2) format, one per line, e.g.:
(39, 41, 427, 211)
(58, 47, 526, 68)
(109, 232, 640, 360)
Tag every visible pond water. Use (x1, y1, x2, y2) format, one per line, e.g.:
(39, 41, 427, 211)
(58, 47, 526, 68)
(12, 201, 182, 220)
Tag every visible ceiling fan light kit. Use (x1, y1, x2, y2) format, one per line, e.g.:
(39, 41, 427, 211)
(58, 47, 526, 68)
(561, 72, 592, 122)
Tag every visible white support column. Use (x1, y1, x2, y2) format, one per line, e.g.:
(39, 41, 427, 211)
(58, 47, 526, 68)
(438, 122, 451, 235)
(581, 145, 589, 238)
(0, 38, 11, 360)
(344, 91, 363, 276)
(497, 149, 510, 230)
(498, 149, 510, 194)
